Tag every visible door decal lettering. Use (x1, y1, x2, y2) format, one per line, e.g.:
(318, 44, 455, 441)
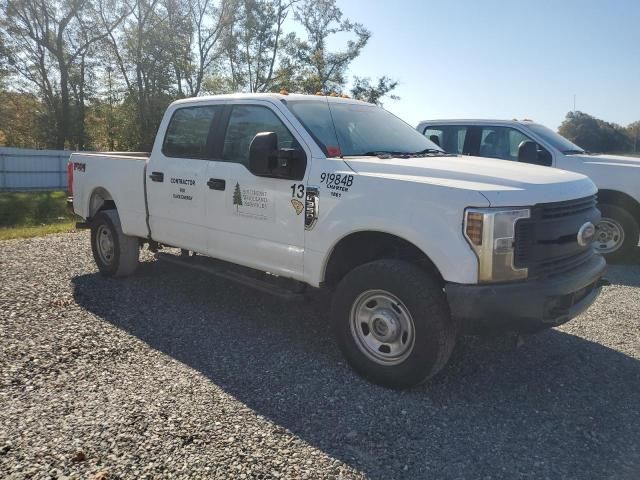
(229, 181, 275, 222)
(170, 177, 196, 201)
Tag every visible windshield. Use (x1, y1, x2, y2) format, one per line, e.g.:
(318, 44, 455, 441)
(526, 123, 585, 154)
(285, 99, 443, 157)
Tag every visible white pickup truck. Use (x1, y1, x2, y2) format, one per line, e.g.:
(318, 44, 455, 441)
(69, 93, 606, 389)
(417, 119, 640, 261)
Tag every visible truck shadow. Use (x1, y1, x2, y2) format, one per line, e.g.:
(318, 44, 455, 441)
(71, 261, 640, 479)
(604, 247, 640, 287)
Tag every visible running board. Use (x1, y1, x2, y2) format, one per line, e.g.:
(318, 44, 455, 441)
(156, 252, 307, 301)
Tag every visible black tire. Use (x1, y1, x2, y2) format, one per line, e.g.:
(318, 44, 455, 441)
(90, 210, 140, 277)
(331, 259, 456, 389)
(596, 204, 639, 263)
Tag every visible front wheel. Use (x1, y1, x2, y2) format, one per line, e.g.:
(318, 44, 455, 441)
(90, 210, 140, 277)
(595, 204, 639, 262)
(331, 260, 457, 389)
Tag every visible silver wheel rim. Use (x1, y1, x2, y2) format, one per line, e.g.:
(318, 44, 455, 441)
(349, 289, 416, 366)
(596, 218, 624, 253)
(96, 224, 115, 265)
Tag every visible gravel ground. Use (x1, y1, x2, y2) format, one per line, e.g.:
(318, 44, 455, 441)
(1, 232, 639, 479)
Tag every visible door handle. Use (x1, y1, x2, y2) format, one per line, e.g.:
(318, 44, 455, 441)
(207, 178, 226, 190)
(149, 171, 164, 182)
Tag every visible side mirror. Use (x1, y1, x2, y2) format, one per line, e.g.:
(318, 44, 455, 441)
(249, 132, 278, 176)
(249, 131, 307, 180)
(277, 148, 307, 180)
(518, 140, 538, 164)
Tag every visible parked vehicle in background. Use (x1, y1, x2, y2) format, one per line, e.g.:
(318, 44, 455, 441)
(417, 119, 640, 262)
(68, 94, 606, 389)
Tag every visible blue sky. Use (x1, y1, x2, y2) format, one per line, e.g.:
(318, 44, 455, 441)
(327, 0, 640, 130)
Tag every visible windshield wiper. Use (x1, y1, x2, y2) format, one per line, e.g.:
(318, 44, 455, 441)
(412, 148, 446, 155)
(563, 149, 586, 155)
(360, 149, 445, 158)
(361, 151, 411, 157)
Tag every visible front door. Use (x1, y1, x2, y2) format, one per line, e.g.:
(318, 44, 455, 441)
(146, 104, 223, 252)
(204, 101, 310, 279)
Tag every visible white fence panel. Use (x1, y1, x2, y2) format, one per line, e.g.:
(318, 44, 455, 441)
(0, 147, 75, 192)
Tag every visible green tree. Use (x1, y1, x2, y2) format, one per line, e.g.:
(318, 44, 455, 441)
(101, 0, 182, 150)
(627, 121, 640, 154)
(0, 91, 52, 147)
(233, 182, 243, 210)
(559, 111, 630, 153)
(279, 0, 370, 94)
(350, 76, 398, 105)
(1, 0, 127, 149)
(224, 0, 294, 93)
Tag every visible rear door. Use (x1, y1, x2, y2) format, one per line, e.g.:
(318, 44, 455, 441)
(146, 103, 224, 252)
(204, 101, 311, 279)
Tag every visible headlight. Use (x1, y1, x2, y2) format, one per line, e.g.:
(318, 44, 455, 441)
(464, 208, 530, 283)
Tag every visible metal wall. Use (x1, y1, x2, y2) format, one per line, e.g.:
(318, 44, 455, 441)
(0, 147, 75, 192)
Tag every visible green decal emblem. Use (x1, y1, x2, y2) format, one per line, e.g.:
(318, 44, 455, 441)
(233, 182, 243, 211)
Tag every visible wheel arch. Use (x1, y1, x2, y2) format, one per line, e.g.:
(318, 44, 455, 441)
(322, 230, 444, 287)
(598, 189, 640, 220)
(88, 187, 117, 218)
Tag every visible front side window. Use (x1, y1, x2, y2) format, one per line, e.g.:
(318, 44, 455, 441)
(163, 106, 218, 158)
(478, 126, 551, 165)
(424, 126, 467, 154)
(222, 105, 300, 167)
(526, 123, 585, 154)
(286, 100, 443, 157)
(507, 129, 531, 160)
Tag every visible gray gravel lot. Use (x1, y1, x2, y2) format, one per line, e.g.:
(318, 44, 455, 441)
(1, 232, 639, 479)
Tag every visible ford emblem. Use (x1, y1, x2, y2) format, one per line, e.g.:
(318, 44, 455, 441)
(577, 222, 596, 247)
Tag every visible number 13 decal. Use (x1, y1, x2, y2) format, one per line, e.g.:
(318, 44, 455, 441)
(290, 183, 305, 198)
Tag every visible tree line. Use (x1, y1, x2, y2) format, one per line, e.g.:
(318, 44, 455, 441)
(0, 0, 398, 151)
(559, 111, 640, 154)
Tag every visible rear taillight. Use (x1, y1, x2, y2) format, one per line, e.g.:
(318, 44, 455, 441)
(67, 162, 73, 195)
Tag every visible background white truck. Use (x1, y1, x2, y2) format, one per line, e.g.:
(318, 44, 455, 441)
(417, 119, 640, 261)
(69, 93, 605, 388)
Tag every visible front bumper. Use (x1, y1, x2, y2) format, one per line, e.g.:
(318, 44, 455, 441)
(445, 254, 606, 334)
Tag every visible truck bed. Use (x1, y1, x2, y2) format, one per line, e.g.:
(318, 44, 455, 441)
(70, 152, 149, 239)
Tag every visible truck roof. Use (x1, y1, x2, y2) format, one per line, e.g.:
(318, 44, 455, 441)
(417, 119, 540, 127)
(170, 92, 372, 107)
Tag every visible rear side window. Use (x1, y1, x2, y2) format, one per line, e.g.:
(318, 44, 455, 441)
(222, 105, 300, 167)
(163, 106, 219, 158)
(424, 126, 468, 154)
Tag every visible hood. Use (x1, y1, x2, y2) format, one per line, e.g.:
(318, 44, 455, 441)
(343, 155, 597, 207)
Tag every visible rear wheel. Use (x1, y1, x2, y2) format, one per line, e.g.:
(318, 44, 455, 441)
(331, 259, 456, 389)
(596, 204, 639, 262)
(91, 210, 140, 277)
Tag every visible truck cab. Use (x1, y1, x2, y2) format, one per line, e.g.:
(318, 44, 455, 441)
(417, 119, 640, 261)
(70, 95, 606, 389)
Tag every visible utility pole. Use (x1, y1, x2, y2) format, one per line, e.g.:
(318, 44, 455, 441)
(573, 94, 576, 113)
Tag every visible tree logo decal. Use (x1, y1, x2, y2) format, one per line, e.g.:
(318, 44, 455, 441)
(233, 182, 243, 211)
